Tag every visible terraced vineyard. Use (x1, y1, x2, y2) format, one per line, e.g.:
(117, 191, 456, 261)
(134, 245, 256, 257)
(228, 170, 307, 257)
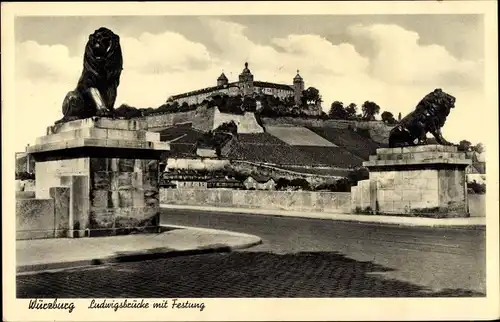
(158, 125, 204, 157)
(294, 146, 364, 168)
(154, 123, 385, 169)
(307, 126, 386, 160)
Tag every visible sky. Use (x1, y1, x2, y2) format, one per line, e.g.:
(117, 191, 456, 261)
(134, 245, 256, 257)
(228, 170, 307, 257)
(14, 15, 486, 152)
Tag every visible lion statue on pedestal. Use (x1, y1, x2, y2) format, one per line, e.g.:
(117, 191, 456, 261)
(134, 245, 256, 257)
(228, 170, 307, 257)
(55, 27, 123, 124)
(388, 88, 456, 148)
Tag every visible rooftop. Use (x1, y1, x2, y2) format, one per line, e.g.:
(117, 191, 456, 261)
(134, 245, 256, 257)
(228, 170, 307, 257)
(218, 72, 228, 81)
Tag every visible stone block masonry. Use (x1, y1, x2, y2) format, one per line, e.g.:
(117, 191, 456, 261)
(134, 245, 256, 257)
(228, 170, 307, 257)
(160, 188, 352, 214)
(26, 117, 170, 237)
(354, 145, 471, 218)
(88, 158, 160, 236)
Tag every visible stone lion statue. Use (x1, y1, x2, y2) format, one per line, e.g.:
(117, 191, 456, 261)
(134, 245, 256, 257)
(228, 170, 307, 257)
(388, 88, 456, 148)
(55, 27, 123, 124)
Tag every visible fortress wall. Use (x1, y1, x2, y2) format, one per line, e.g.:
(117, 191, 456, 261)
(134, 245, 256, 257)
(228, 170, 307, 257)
(213, 110, 264, 133)
(354, 121, 393, 145)
(261, 117, 325, 128)
(192, 106, 216, 132)
(145, 110, 197, 130)
(261, 117, 393, 144)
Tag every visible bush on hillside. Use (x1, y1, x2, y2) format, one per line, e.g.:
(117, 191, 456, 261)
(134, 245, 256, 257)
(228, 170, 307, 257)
(16, 172, 35, 180)
(114, 104, 143, 119)
(468, 181, 486, 194)
(215, 121, 238, 136)
(355, 128, 372, 139)
(347, 167, 369, 186)
(197, 121, 238, 157)
(314, 179, 351, 192)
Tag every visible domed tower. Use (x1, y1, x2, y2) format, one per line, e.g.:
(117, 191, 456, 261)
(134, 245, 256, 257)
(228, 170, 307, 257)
(293, 69, 304, 105)
(217, 72, 228, 86)
(238, 62, 254, 96)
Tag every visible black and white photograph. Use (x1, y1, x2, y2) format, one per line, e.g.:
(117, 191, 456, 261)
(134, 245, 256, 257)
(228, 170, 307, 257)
(2, 1, 499, 321)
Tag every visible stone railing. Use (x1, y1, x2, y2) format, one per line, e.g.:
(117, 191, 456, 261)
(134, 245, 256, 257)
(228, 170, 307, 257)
(160, 188, 352, 214)
(16, 186, 70, 240)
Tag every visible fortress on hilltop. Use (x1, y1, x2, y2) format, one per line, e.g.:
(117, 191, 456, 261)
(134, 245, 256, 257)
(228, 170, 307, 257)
(167, 62, 305, 106)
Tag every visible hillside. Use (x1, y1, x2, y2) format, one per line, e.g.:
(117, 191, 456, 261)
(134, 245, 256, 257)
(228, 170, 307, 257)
(265, 126, 336, 146)
(223, 131, 363, 168)
(307, 126, 386, 160)
(152, 118, 384, 171)
(158, 123, 202, 157)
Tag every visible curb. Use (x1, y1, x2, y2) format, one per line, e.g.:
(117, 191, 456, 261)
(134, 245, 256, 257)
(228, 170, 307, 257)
(160, 204, 486, 230)
(17, 225, 262, 275)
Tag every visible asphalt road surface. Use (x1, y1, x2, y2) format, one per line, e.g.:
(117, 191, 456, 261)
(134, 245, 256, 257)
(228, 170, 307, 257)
(17, 209, 485, 298)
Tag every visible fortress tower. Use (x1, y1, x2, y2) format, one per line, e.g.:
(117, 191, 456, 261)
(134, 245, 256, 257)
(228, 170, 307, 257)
(238, 62, 254, 96)
(217, 72, 228, 86)
(293, 70, 304, 105)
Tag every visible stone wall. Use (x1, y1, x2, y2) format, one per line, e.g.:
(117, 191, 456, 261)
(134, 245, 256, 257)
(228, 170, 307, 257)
(17, 198, 55, 240)
(355, 121, 393, 145)
(371, 169, 441, 214)
(358, 145, 470, 218)
(160, 188, 352, 213)
(438, 168, 467, 212)
(145, 110, 197, 130)
(192, 105, 215, 132)
(16, 186, 70, 240)
(36, 158, 90, 199)
(213, 109, 264, 133)
(468, 194, 486, 217)
(262, 117, 325, 128)
(261, 117, 392, 144)
(16, 179, 35, 192)
(89, 158, 160, 236)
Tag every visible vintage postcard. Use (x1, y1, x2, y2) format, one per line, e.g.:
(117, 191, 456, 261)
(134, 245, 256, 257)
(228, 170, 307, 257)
(2, 1, 499, 321)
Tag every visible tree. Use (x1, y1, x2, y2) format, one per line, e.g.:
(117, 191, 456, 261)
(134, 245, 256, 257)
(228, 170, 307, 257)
(276, 178, 292, 190)
(381, 111, 397, 124)
(398, 112, 402, 121)
(301, 87, 322, 106)
(242, 96, 257, 112)
(472, 143, 485, 153)
(328, 101, 347, 119)
(361, 101, 381, 121)
(345, 103, 357, 120)
(458, 140, 472, 152)
(347, 167, 369, 186)
(114, 104, 142, 119)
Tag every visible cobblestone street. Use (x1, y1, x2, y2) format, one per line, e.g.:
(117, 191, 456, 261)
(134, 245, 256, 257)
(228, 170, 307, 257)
(17, 209, 486, 298)
(17, 251, 484, 298)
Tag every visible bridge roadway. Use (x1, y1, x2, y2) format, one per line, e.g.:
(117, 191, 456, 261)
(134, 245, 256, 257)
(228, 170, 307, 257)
(16, 208, 485, 298)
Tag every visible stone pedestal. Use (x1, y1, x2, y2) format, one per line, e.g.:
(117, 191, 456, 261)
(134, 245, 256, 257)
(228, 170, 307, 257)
(354, 145, 471, 218)
(27, 117, 170, 237)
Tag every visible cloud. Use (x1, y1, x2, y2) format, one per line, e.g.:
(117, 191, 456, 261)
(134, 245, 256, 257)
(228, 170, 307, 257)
(13, 19, 487, 153)
(120, 31, 214, 74)
(347, 23, 483, 87)
(15, 40, 80, 82)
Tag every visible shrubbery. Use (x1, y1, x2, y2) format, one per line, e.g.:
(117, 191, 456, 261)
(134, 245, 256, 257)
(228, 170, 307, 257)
(197, 121, 238, 157)
(347, 167, 369, 186)
(468, 181, 486, 194)
(15, 172, 35, 180)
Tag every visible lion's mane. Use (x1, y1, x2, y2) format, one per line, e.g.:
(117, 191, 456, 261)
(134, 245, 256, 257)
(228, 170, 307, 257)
(388, 88, 456, 148)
